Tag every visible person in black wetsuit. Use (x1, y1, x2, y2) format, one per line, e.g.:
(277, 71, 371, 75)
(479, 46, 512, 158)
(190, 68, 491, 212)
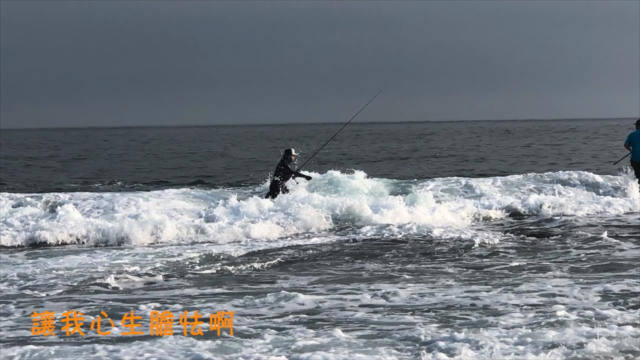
(265, 148, 312, 199)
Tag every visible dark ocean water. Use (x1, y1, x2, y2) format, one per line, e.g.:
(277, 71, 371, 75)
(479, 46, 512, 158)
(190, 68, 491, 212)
(1, 119, 632, 192)
(1, 119, 639, 359)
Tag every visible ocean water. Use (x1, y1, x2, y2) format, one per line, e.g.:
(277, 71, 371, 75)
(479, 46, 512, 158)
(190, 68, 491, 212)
(1, 119, 639, 359)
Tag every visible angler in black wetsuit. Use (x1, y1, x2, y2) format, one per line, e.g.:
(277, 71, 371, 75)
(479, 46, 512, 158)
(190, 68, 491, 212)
(265, 148, 312, 199)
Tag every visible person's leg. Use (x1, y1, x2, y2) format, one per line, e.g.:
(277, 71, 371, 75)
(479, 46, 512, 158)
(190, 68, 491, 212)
(631, 160, 640, 184)
(266, 180, 281, 199)
(281, 184, 289, 194)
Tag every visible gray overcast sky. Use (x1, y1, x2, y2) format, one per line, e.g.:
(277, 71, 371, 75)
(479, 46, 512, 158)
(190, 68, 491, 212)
(1, 0, 638, 129)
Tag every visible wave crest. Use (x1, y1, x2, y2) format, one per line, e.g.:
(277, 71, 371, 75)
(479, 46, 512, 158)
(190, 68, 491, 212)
(1, 170, 638, 247)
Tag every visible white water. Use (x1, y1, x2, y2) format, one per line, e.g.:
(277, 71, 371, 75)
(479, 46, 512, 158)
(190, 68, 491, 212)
(1, 170, 639, 359)
(2, 170, 638, 249)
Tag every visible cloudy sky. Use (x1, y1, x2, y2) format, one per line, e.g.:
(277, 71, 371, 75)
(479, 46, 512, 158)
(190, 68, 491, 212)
(1, 0, 638, 129)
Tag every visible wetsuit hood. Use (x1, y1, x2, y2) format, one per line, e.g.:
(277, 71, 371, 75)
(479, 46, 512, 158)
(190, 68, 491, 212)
(282, 148, 297, 167)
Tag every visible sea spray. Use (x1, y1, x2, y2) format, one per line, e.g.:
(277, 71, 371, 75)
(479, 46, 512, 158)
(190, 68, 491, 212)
(2, 170, 637, 248)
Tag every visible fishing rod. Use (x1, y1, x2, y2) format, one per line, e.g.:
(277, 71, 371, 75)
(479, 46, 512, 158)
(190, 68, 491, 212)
(612, 152, 631, 165)
(297, 90, 382, 171)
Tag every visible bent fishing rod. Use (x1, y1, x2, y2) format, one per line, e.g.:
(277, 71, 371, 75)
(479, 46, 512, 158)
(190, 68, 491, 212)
(297, 90, 382, 171)
(612, 152, 631, 165)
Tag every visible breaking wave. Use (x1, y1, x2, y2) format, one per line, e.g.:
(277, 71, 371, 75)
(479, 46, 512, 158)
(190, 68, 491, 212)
(1, 170, 638, 248)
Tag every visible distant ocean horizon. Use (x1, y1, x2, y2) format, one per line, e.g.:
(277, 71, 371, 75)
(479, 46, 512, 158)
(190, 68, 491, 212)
(2, 115, 637, 131)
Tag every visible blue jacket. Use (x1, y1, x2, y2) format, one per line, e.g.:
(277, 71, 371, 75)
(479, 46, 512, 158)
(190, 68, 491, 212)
(625, 130, 640, 162)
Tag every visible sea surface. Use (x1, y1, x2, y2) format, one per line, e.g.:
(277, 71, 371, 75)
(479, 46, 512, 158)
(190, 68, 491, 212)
(1, 119, 639, 359)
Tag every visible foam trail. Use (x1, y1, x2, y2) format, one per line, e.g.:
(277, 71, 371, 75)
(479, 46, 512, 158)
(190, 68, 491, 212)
(1, 170, 638, 248)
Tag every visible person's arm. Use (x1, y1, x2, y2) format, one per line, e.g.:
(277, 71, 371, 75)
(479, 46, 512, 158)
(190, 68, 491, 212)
(290, 167, 312, 180)
(625, 134, 632, 152)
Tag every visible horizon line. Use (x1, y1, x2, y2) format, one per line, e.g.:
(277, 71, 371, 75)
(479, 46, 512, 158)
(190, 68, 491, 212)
(1, 116, 637, 131)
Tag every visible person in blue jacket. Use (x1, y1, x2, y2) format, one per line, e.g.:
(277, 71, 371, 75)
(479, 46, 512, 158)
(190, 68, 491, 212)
(265, 148, 312, 199)
(624, 118, 640, 183)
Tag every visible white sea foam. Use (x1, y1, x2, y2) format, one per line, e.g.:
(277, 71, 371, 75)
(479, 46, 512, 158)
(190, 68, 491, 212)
(1, 170, 638, 248)
(3, 277, 638, 360)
